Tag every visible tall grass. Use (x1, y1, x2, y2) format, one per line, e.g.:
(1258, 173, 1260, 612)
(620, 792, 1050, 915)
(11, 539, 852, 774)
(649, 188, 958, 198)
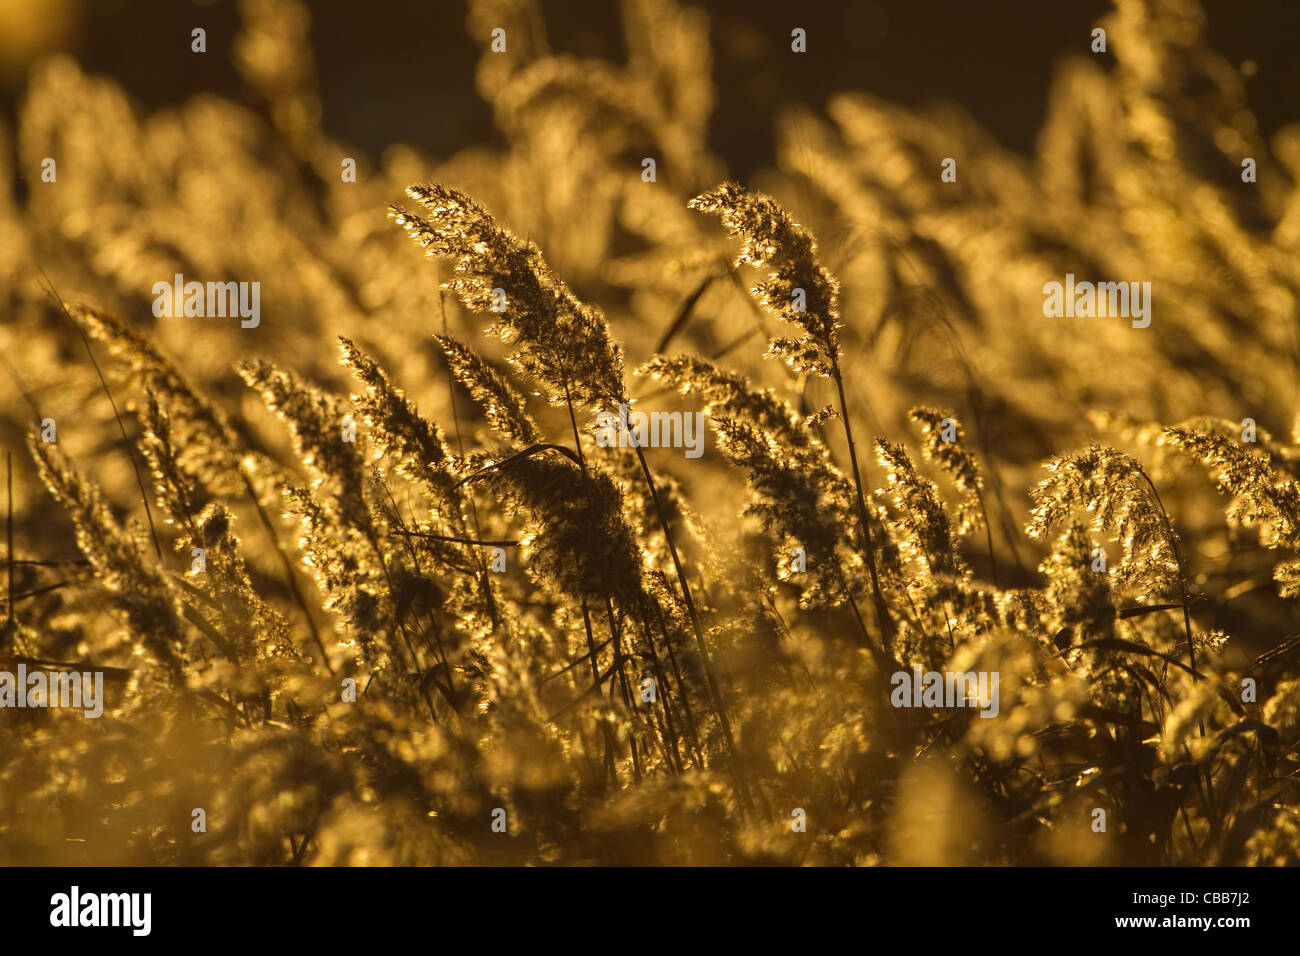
(0, 0, 1297, 865)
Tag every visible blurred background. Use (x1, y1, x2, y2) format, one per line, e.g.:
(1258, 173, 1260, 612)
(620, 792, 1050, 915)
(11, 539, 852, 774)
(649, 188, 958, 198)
(4, 0, 1298, 182)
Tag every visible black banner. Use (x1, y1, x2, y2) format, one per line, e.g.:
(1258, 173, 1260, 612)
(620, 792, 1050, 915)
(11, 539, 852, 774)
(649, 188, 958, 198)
(1, 865, 1287, 942)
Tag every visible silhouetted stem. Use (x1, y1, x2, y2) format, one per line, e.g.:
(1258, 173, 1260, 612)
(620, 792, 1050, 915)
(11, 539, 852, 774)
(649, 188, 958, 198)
(831, 366, 896, 653)
(630, 439, 753, 813)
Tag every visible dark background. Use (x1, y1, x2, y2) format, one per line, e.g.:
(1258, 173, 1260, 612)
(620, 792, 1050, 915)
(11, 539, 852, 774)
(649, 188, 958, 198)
(2, 0, 1298, 180)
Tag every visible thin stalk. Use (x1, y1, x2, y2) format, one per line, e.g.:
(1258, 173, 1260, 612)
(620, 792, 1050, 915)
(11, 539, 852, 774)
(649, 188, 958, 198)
(630, 437, 753, 812)
(830, 366, 895, 652)
(5, 581, 72, 604)
(580, 596, 619, 786)
(1136, 469, 1196, 675)
(974, 485, 1000, 589)
(610, 615, 644, 782)
(565, 390, 641, 782)
(636, 602, 684, 774)
(6, 453, 13, 627)
(7, 559, 88, 567)
(40, 274, 163, 563)
(238, 466, 332, 674)
(390, 529, 519, 547)
(1136, 465, 1219, 837)
(439, 280, 502, 632)
(650, 595, 706, 767)
(378, 477, 458, 703)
